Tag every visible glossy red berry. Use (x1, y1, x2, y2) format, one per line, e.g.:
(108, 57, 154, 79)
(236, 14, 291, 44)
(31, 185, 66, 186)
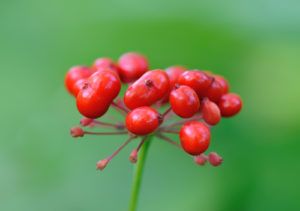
(166, 66, 186, 85)
(124, 70, 170, 109)
(201, 98, 221, 125)
(214, 75, 229, 94)
(179, 121, 211, 155)
(118, 52, 148, 83)
(178, 70, 213, 98)
(76, 70, 121, 118)
(125, 107, 161, 135)
(160, 66, 186, 103)
(65, 66, 92, 96)
(218, 93, 242, 117)
(169, 85, 200, 118)
(91, 57, 119, 75)
(203, 79, 223, 103)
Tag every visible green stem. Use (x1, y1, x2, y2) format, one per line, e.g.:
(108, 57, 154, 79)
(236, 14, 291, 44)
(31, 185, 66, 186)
(128, 135, 152, 211)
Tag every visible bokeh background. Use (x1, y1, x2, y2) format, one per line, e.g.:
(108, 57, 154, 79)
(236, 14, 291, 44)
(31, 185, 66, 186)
(1, 0, 300, 210)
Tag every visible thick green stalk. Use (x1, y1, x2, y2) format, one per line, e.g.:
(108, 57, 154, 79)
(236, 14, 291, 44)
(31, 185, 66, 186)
(128, 136, 152, 211)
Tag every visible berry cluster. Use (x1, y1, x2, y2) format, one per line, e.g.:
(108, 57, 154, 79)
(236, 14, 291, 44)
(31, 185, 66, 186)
(65, 52, 242, 170)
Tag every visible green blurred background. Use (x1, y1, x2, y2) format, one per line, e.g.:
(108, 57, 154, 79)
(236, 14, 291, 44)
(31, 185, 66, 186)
(1, 0, 300, 210)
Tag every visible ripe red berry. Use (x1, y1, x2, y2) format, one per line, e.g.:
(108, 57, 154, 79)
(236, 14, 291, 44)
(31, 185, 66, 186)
(92, 57, 113, 71)
(169, 85, 200, 118)
(124, 70, 170, 109)
(118, 52, 148, 83)
(179, 121, 211, 155)
(65, 66, 92, 96)
(178, 70, 213, 98)
(160, 66, 186, 103)
(166, 66, 186, 85)
(76, 70, 121, 118)
(91, 57, 120, 75)
(218, 93, 242, 117)
(214, 75, 229, 94)
(201, 98, 221, 125)
(203, 79, 224, 103)
(125, 107, 161, 135)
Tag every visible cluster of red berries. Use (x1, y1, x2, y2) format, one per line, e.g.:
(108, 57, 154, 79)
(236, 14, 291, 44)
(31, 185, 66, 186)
(65, 52, 242, 170)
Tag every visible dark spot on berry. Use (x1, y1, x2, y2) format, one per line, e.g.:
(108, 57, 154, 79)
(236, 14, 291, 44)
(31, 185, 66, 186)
(82, 82, 89, 89)
(145, 79, 153, 87)
(174, 83, 180, 89)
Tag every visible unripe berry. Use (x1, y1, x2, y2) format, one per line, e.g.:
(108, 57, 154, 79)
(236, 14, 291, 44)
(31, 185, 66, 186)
(218, 93, 242, 117)
(76, 70, 121, 118)
(96, 159, 109, 170)
(194, 154, 208, 166)
(118, 52, 148, 83)
(201, 98, 221, 125)
(125, 107, 161, 135)
(208, 152, 223, 166)
(179, 121, 211, 155)
(65, 66, 91, 96)
(124, 70, 170, 109)
(178, 70, 213, 98)
(169, 85, 200, 118)
(70, 127, 84, 137)
(129, 149, 138, 163)
(80, 117, 94, 126)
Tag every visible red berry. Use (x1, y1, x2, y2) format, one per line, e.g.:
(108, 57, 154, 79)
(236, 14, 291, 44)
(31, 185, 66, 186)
(76, 70, 121, 118)
(72, 79, 88, 97)
(166, 66, 186, 85)
(178, 70, 213, 98)
(125, 107, 161, 135)
(118, 52, 148, 83)
(208, 152, 223, 166)
(218, 93, 242, 117)
(65, 66, 91, 96)
(92, 57, 113, 71)
(203, 79, 223, 103)
(201, 98, 221, 125)
(76, 86, 110, 119)
(214, 75, 229, 94)
(179, 121, 210, 155)
(124, 70, 170, 109)
(160, 66, 186, 103)
(169, 85, 200, 118)
(91, 57, 120, 75)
